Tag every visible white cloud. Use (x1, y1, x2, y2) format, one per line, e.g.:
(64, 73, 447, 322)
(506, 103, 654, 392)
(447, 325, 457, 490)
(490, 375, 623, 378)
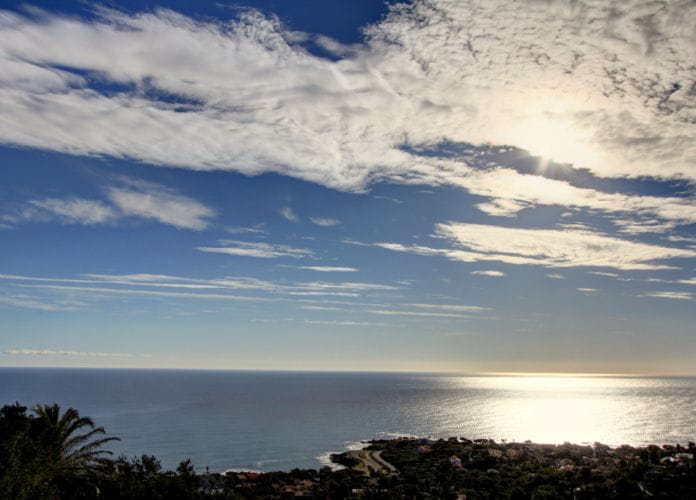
(374, 223, 696, 271)
(666, 236, 696, 244)
(577, 288, 598, 294)
(2, 348, 151, 358)
(106, 180, 214, 230)
(404, 303, 488, 312)
(368, 309, 471, 319)
(471, 270, 505, 277)
(225, 225, 266, 234)
(475, 199, 529, 217)
(310, 217, 340, 227)
(0, 294, 81, 311)
(0, 273, 399, 302)
(303, 320, 394, 327)
(299, 281, 398, 292)
(279, 207, 299, 223)
(451, 167, 696, 231)
(0, 272, 498, 323)
(641, 291, 694, 301)
(299, 266, 358, 272)
(2, 180, 214, 230)
(0, 2, 694, 234)
(30, 198, 116, 224)
(3, 198, 116, 226)
(198, 240, 313, 259)
(299, 305, 343, 311)
(546, 273, 565, 280)
(589, 271, 620, 278)
(18, 284, 268, 302)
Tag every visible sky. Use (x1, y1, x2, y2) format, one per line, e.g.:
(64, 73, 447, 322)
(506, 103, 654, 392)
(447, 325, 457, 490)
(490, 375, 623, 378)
(1, 0, 695, 374)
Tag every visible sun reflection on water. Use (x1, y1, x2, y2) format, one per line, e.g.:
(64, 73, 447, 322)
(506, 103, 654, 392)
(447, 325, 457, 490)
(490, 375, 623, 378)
(427, 374, 691, 446)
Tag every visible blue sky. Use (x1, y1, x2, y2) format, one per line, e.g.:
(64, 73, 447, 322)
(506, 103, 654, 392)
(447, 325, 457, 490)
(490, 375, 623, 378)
(1, 0, 695, 374)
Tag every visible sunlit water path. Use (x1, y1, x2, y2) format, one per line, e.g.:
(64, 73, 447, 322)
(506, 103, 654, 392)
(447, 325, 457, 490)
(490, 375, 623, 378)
(1, 368, 694, 471)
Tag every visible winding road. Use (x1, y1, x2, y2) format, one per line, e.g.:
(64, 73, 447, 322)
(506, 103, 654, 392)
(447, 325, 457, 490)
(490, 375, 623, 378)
(346, 449, 398, 476)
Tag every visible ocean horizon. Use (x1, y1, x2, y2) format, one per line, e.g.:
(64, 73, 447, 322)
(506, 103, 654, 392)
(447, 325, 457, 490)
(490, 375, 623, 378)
(2, 367, 694, 473)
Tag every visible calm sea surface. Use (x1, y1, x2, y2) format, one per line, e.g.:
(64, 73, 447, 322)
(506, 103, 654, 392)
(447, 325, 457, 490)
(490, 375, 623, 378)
(1, 368, 694, 472)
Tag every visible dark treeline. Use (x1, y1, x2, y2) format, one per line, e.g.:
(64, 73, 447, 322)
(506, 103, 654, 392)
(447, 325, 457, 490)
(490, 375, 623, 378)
(0, 402, 363, 499)
(2, 403, 696, 499)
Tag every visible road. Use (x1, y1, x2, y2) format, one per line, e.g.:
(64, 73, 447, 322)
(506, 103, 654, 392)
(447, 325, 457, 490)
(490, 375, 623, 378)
(345, 449, 398, 476)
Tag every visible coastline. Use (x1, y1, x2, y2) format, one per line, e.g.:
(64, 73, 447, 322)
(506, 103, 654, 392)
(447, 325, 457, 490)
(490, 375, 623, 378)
(198, 436, 696, 498)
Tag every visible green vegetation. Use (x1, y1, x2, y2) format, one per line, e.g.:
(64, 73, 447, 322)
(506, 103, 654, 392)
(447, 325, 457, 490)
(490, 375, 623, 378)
(2, 402, 695, 499)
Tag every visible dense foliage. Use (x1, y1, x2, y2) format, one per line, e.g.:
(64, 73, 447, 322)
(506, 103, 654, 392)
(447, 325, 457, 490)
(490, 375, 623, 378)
(2, 402, 695, 499)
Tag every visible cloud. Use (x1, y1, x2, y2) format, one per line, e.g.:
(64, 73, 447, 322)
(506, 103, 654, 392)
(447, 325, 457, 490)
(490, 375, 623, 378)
(546, 273, 565, 280)
(368, 309, 471, 319)
(2, 180, 214, 230)
(299, 266, 358, 272)
(299, 305, 343, 311)
(471, 270, 505, 277)
(298, 281, 399, 292)
(589, 271, 620, 278)
(3, 198, 116, 226)
(225, 225, 266, 234)
(279, 207, 299, 223)
(197, 240, 313, 259)
(475, 199, 529, 217)
(310, 217, 340, 227)
(452, 167, 696, 232)
(29, 198, 116, 224)
(0, 273, 400, 303)
(666, 236, 696, 244)
(374, 223, 696, 271)
(577, 288, 598, 294)
(2, 348, 151, 358)
(404, 303, 489, 312)
(303, 320, 395, 327)
(17, 284, 268, 302)
(640, 291, 694, 301)
(0, 1, 694, 234)
(106, 179, 215, 230)
(0, 294, 81, 311)
(0, 272, 495, 323)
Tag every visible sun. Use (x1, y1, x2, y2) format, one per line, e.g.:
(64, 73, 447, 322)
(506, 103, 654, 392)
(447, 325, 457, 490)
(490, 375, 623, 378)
(503, 111, 598, 170)
(489, 93, 601, 171)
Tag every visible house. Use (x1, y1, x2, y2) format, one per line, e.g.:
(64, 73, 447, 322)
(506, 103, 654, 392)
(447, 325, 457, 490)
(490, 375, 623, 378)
(450, 455, 463, 467)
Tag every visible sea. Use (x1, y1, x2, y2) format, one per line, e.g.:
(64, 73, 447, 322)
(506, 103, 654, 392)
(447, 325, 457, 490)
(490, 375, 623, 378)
(1, 368, 694, 472)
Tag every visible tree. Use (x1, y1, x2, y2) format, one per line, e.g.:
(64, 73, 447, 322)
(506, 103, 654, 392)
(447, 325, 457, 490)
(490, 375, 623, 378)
(32, 404, 119, 485)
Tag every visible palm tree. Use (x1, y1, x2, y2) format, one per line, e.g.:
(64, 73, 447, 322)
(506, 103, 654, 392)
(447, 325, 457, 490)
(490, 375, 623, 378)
(32, 403, 120, 478)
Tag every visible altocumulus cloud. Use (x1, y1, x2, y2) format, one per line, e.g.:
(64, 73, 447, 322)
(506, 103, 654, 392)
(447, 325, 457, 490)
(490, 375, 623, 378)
(0, 1, 695, 235)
